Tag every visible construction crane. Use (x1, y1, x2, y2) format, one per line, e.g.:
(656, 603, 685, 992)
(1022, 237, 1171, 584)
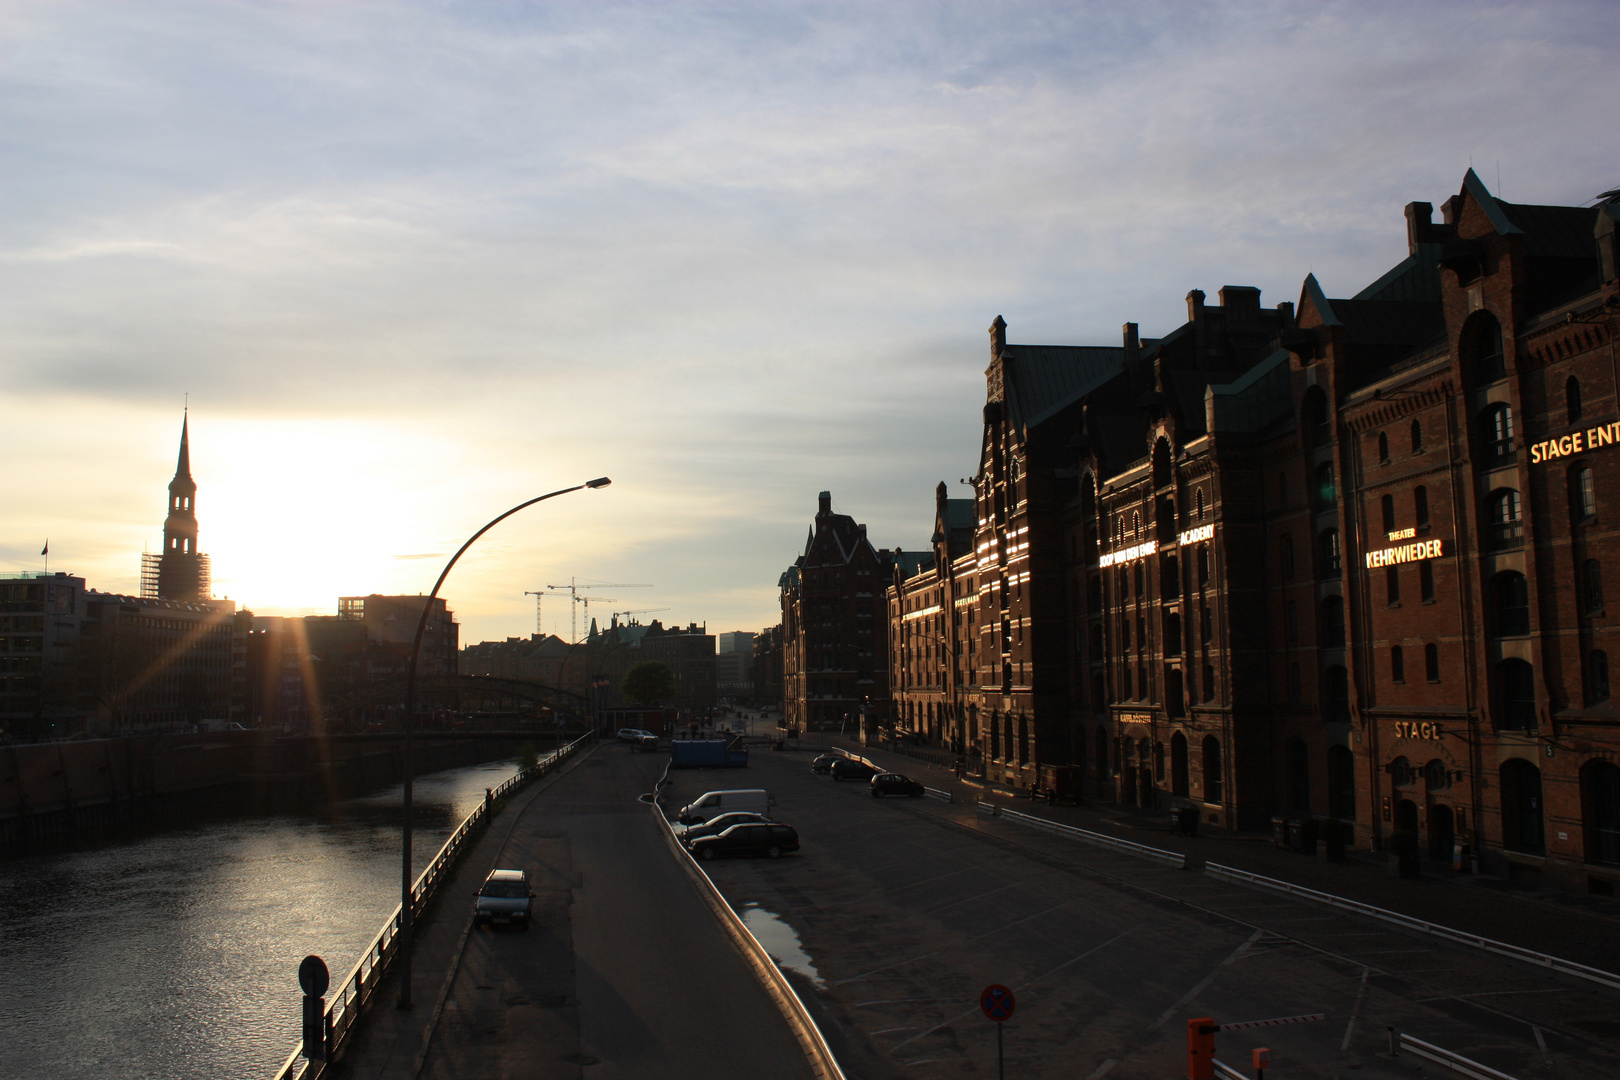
(611, 607, 669, 626)
(523, 590, 547, 636)
(546, 578, 652, 643)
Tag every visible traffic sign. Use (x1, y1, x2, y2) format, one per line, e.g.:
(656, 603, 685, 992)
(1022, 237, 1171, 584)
(980, 983, 1016, 1022)
(299, 954, 330, 998)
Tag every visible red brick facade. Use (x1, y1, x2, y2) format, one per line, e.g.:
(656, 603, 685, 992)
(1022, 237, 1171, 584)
(884, 172, 1620, 892)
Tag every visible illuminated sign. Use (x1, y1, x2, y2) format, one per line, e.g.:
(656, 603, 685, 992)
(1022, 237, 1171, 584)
(1098, 539, 1157, 568)
(1387, 528, 1415, 541)
(1530, 420, 1620, 464)
(1365, 538, 1444, 569)
(1178, 524, 1214, 546)
(1115, 710, 1154, 725)
(1391, 720, 1445, 742)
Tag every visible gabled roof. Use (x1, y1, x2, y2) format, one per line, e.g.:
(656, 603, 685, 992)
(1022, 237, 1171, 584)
(1000, 344, 1126, 429)
(1300, 274, 1341, 327)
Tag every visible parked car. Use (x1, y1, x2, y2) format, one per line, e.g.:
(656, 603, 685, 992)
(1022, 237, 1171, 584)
(677, 788, 773, 825)
(676, 811, 774, 845)
(474, 868, 534, 931)
(688, 822, 800, 861)
(810, 752, 844, 775)
(870, 773, 925, 798)
(829, 758, 880, 782)
(617, 727, 658, 745)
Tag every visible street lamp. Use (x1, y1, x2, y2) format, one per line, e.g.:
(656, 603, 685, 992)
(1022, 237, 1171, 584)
(397, 477, 610, 1009)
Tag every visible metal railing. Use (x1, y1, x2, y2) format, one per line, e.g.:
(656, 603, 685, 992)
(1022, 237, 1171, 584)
(270, 733, 593, 1080)
(975, 800, 1187, 868)
(1204, 862, 1620, 991)
(1392, 1030, 1521, 1080)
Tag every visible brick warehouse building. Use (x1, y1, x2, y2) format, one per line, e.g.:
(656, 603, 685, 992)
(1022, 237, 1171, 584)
(884, 171, 1620, 891)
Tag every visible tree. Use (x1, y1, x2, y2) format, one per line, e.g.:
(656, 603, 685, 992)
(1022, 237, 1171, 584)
(621, 661, 675, 705)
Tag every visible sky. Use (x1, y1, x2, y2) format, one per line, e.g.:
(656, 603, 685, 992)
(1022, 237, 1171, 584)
(3, 1, 1617, 646)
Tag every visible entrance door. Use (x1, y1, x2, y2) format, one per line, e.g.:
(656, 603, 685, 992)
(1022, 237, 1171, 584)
(1395, 798, 1419, 835)
(1428, 802, 1454, 861)
(1138, 766, 1154, 809)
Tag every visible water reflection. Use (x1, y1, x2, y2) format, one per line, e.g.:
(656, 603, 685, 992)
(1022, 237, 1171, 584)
(739, 902, 823, 989)
(0, 758, 520, 1080)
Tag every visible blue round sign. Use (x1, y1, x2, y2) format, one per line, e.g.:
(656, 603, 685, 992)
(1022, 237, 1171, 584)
(980, 983, 1016, 1022)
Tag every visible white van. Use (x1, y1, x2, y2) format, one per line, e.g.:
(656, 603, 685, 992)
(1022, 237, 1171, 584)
(677, 788, 774, 825)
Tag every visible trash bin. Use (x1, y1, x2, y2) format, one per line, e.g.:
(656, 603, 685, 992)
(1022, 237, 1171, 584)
(1172, 806, 1200, 837)
(1286, 817, 1317, 855)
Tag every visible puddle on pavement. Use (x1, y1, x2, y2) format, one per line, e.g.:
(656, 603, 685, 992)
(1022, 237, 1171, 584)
(739, 902, 824, 988)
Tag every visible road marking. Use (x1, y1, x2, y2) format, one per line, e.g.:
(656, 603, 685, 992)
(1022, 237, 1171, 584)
(971, 901, 1069, 941)
(872, 1026, 917, 1035)
(1085, 1060, 1119, 1079)
(921, 883, 1014, 915)
(835, 954, 938, 986)
(1015, 925, 1141, 994)
(887, 926, 1139, 1053)
(1341, 966, 1368, 1051)
(1414, 988, 1571, 1002)
(1534, 1025, 1549, 1057)
(1147, 929, 1265, 1033)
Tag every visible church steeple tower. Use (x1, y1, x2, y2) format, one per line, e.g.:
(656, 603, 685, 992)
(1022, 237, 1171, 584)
(143, 411, 210, 602)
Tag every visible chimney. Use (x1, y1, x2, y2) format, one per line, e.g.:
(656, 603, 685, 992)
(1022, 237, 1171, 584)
(989, 315, 1007, 356)
(1186, 289, 1205, 322)
(1122, 322, 1139, 361)
(1217, 286, 1260, 317)
(1405, 201, 1434, 254)
(857, 524, 867, 539)
(818, 491, 831, 516)
(1277, 301, 1295, 327)
(1441, 193, 1464, 226)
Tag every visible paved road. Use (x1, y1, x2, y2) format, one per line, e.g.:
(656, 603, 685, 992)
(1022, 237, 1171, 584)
(340, 743, 814, 1080)
(674, 744, 1620, 1080)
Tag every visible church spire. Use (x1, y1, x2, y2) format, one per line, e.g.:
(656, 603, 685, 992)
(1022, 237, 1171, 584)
(173, 410, 194, 489)
(153, 410, 206, 601)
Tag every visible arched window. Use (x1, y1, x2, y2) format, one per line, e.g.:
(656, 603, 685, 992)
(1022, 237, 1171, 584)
(1420, 561, 1435, 601)
(1323, 665, 1350, 723)
(1280, 533, 1295, 580)
(1202, 662, 1215, 703)
(1386, 566, 1401, 605)
(1572, 464, 1597, 521)
(1381, 494, 1396, 535)
(1319, 597, 1345, 648)
(1317, 528, 1341, 578)
(1411, 418, 1424, 454)
(1132, 511, 1140, 538)
(1303, 387, 1330, 447)
(1584, 559, 1604, 612)
(1467, 313, 1507, 384)
(1424, 758, 1450, 791)
(1391, 645, 1405, 682)
(1165, 667, 1185, 717)
(1202, 736, 1222, 803)
(1168, 732, 1189, 796)
(1197, 544, 1211, 586)
(1134, 562, 1145, 599)
(1567, 376, 1583, 423)
(1582, 759, 1620, 865)
(1164, 613, 1182, 657)
(1590, 650, 1611, 704)
(1496, 659, 1537, 730)
(1487, 488, 1523, 548)
(1480, 403, 1515, 467)
(1500, 758, 1545, 853)
(1377, 431, 1389, 463)
(1389, 756, 1416, 787)
(1195, 487, 1206, 520)
(1425, 642, 1440, 682)
(1162, 554, 1180, 600)
(1414, 485, 1429, 526)
(1327, 745, 1356, 819)
(1313, 462, 1337, 510)
(1491, 571, 1530, 636)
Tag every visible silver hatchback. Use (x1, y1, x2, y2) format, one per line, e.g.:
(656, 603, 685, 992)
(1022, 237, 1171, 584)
(474, 868, 534, 931)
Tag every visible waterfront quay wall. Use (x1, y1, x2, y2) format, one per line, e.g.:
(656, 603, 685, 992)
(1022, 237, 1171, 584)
(0, 731, 528, 856)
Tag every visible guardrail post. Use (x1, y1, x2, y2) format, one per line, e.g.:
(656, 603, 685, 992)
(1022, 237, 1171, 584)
(1388, 1027, 1397, 1056)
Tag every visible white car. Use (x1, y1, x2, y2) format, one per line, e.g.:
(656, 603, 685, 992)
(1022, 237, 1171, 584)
(617, 727, 658, 746)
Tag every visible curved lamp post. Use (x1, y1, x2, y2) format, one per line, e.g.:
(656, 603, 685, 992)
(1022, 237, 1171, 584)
(398, 477, 610, 1008)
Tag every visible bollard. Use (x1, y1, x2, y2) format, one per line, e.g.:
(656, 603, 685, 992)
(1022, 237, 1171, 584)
(299, 955, 330, 1062)
(1187, 1018, 1216, 1080)
(1388, 1026, 1398, 1056)
(1253, 1046, 1271, 1080)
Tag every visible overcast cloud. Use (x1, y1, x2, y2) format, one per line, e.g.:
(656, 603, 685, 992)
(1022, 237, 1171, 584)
(3, 1, 1616, 643)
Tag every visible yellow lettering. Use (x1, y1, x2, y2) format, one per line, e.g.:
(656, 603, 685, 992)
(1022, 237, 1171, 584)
(1531, 442, 1542, 464)
(1563, 435, 1575, 456)
(1576, 431, 1585, 452)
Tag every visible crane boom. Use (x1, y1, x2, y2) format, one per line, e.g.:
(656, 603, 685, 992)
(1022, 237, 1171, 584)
(545, 578, 654, 643)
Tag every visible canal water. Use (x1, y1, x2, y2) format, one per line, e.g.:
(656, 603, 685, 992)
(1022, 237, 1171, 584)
(0, 757, 523, 1080)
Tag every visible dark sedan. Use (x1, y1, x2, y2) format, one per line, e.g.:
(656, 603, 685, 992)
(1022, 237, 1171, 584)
(810, 752, 844, 775)
(676, 811, 772, 845)
(829, 758, 880, 782)
(870, 773, 925, 798)
(689, 822, 800, 861)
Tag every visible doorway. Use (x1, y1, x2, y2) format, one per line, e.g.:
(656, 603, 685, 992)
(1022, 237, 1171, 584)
(1427, 802, 1454, 861)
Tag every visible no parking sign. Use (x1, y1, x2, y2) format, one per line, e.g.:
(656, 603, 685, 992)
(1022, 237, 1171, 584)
(980, 984, 1016, 1022)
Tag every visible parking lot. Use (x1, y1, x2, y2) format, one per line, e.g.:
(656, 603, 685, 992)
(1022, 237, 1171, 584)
(664, 746, 1620, 1080)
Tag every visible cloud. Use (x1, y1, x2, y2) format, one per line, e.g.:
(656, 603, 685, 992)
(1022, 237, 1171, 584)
(3, 0, 1618, 642)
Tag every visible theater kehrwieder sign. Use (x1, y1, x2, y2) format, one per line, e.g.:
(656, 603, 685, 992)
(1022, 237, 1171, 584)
(1529, 420, 1620, 464)
(1365, 538, 1444, 569)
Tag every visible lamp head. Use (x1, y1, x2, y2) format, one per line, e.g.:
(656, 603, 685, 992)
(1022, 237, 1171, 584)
(586, 477, 612, 489)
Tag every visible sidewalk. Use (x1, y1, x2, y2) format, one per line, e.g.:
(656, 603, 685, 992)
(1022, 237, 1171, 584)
(811, 734, 1620, 977)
